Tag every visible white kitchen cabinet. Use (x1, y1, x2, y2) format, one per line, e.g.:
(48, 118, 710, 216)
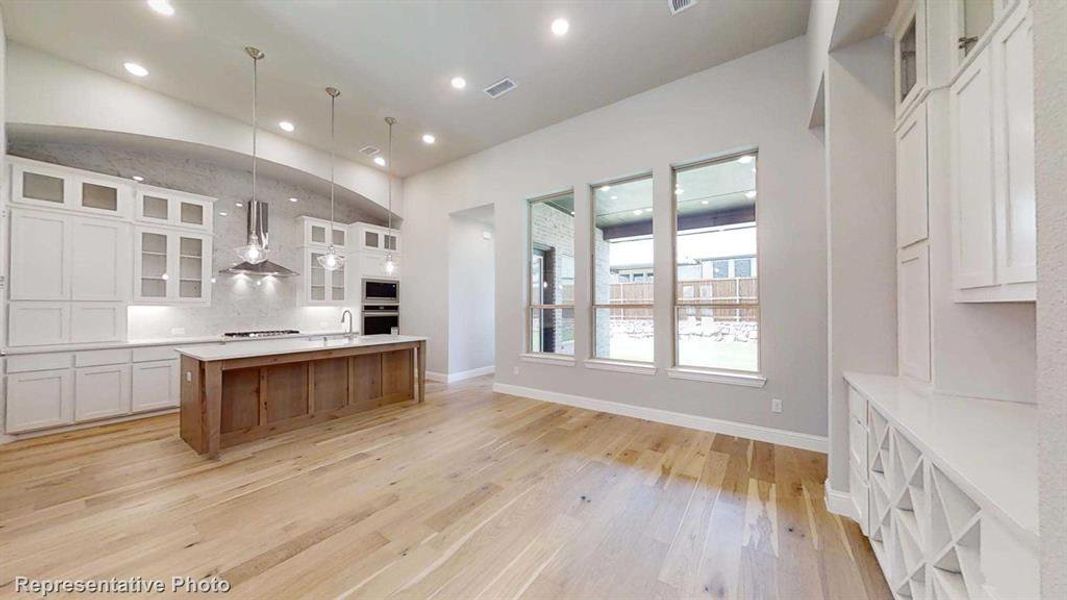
(5, 369, 74, 433)
(134, 227, 213, 305)
(358, 253, 401, 280)
(8, 303, 69, 346)
(11, 159, 131, 218)
(898, 245, 931, 382)
(10, 208, 129, 302)
(134, 185, 214, 233)
(74, 364, 131, 421)
(9, 209, 68, 300)
(353, 222, 400, 255)
(895, 104, 929, 248)
(70, 303, 127, 343)
(301, 216, 347, 249)
(893, 0, 927, 119)
(131, 360, 180, 412)
(70, 217, 130, 301)
(303, 248, 347, 305)
(949, 1, 1035, 302)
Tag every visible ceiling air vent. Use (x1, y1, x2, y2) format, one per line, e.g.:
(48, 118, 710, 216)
(668, 0, 697, 15)
(484, 77, 518, 99)
(359, 145, 381, 157)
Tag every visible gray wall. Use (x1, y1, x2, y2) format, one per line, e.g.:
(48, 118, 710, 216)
(402, 37, 830, 441)
(447, 213, 495, 374)
(1035, 0, 1066, 596)
(8, 141, 383, 338)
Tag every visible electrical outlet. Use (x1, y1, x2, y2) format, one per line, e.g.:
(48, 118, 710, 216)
(513, 366, 520, 375)
(771, 398, 783, 414)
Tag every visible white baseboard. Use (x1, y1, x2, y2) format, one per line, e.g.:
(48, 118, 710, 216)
(824, 481, 857, 520)
(492, 382, 828, 453)
(427, 366, 495, 384)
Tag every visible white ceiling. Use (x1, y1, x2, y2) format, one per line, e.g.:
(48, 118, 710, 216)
(0, 0, 810, 177)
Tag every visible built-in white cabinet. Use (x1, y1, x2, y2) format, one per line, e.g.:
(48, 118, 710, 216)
(896, 105, 929, 248)
(9, 208, 69, 300)
(299, 216, 349, 306)
(8, 303, 69, 346)
(12, 159, 132, 218)
(134, 185, 214, 233)
(845, 374, 1039, 600)
(949, 1, 1035, 302)
(134, 227, 213, 305)
(4, 348, 182, 434)
(5, 369, 74, 433)
(74, 364, 131, 421)
(131, 360, 180, 412)
(358, 252, 401, 280)
(898, 245, 931, 382)
(354, 222, 400, 255)
(894, 0, 927, 119)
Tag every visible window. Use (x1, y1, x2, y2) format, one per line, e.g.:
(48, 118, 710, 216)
(674, 153, 760, 373)
(592, 175, 654, 362)
(528, 191, 575, 355)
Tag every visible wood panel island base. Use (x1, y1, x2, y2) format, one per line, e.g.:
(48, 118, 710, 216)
(177, 335, 427, 457)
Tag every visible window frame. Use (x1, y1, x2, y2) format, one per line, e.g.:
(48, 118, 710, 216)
(671, 151, 763, 376)
(525, 189, 576, 357)
(589, 173, 655, 364)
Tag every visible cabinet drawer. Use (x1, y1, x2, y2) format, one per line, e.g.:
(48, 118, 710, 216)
(75, 349, 132, 367)
(132, 346, 178, 363)
(7, 353, 73, 373)
(850, 414, 868, 475)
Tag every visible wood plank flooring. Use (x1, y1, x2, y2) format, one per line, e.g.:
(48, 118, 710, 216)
(0, 376, 889, 599)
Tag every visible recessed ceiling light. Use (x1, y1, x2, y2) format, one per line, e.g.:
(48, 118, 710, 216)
(745, 190, 757, 199)
(278, 121, 295, 132)
(422, 133, 436, 144)
(599, 185, 611, 191)
(701, 200, 709, 205)
(737, 155, 755, 164)
(374, 156, 386, 167)
(131, 175, 144, 182)
(611, 195, 618, 200)
(451, 76, 467, 89)
(124, 62, 149, 77)
(235, 202, 243, 207)
(551, 18, 570, 36)
(146, 0, 174, 16)
(219, 211, 229, 216)
(632, 209, 643, 215)
(289, 197, 299, 203)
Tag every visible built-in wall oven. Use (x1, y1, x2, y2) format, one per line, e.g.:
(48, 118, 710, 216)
(363, 279, 399, 303)
(363, 304, 399, 335)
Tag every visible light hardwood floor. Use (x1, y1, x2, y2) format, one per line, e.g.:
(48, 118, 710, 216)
(0, 376, 889, 599)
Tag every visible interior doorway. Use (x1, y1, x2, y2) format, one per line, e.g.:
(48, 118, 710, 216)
(447, 204, 495, 380)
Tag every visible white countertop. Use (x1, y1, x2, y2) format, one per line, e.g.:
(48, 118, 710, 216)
(175, 334, 426, 361)
(843, 371, 1037, 538)
(2, 331, 354, 356)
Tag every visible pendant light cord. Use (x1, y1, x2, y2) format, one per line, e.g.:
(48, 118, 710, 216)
(386, 117, 394, 235)
(329, 92, 336, 230)
(251, 52, 258, 235)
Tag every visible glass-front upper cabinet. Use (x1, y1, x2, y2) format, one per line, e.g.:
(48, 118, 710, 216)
(893, 1, 927, 118)
(12, 159, 131, 217)
(134, 227, 212, 305)
(301, 216, 347, 248)
(354, 222, 401, 255)
(134, 186, 214, 232)
(957, 0, 994, 59)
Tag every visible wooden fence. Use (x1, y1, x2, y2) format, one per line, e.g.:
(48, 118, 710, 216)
(601, 278, 757, 320)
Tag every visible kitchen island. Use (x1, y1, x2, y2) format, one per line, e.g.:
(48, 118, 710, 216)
(177, 335, 427, 457)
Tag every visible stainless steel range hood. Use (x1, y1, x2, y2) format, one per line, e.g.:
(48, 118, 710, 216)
(221, 200, 299, 277)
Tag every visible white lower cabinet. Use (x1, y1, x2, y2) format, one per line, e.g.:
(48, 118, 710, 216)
(131, 360, 180, 412)
(74, 364, 131, 421)
(5, 369, 75, 433)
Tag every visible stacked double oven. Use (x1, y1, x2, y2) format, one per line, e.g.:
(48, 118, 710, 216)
(362, 279, 400, 335)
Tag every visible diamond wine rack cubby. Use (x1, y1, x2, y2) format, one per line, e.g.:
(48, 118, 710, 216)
(844, 373, 1039, 600)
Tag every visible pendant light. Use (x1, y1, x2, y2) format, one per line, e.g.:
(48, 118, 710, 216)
(317, 87, 345, 271)
(383, 116, 398, 276)
(235, 46, 268, 265)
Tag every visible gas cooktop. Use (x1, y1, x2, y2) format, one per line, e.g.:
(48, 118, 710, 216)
(222, 330, 300, 338)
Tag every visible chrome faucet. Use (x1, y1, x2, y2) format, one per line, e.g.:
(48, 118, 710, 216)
(341, 309, 355, 337)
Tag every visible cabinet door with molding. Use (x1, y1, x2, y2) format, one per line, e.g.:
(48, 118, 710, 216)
(899, 245, 931, 381)
(131, 360, 180, 412)
(70, 217, 130, 301)
(6, 369, 74, 433)
(896, 105, 929, 248)
(9, 209, 69, 300)
(75, 364, 131, 421)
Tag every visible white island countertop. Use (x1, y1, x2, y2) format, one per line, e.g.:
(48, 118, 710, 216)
(175, 334, 427, 362)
